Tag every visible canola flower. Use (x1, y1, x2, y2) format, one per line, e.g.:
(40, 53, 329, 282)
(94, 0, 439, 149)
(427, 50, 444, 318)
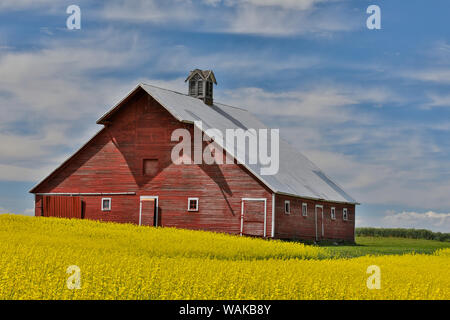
(0, 214, 448, 300)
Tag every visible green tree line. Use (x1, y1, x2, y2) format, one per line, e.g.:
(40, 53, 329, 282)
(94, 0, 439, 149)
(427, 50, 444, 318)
(356, 228, 450, 242)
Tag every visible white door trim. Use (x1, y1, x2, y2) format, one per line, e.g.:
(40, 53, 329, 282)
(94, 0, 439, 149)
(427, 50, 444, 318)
(241, 198, 267, 237)
(139, 196, 159, 226)
(315, 204, 323, 241)
(271, 193, 275, 238)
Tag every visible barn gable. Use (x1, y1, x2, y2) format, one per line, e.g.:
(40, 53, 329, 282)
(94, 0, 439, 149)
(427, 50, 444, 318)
(97, 83, 357, 204)
(32, 83, 357, 205)
(31, 89, 276, 236)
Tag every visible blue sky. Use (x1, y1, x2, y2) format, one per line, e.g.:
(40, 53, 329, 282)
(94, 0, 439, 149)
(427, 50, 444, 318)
(0, 0, 449, 231)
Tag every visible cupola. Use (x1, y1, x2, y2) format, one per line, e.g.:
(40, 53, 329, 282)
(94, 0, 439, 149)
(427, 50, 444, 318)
(185, 69, 217, 106)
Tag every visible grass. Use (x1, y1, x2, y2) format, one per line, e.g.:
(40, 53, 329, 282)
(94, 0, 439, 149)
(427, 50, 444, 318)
(321, 236, 450, 258)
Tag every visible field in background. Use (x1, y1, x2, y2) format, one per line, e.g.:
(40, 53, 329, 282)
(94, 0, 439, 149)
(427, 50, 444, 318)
(323, 236, 450, 258)
(0, 214, 448, 300)
(356, 227, 450, 242)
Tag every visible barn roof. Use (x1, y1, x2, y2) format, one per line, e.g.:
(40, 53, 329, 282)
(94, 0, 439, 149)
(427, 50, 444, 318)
(31, 83, 357, 204)
(98, 83, 357, 204)
(185, 69, 217, 84)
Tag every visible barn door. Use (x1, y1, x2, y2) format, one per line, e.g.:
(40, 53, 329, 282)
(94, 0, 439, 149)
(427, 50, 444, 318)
(240, 198, 267, 237)
(315, 205, 324, 241)
(139, 196, 158, 226)
(43, 196, 82, 219)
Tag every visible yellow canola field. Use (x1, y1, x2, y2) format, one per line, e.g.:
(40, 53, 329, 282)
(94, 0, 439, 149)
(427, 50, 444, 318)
(0, 214, 448, 300)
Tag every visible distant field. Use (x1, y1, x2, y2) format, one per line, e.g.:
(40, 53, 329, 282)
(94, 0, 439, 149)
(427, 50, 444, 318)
(356, 227, 449, 242)
(322, 236, 450, 258)
(0, 214, 448, 300)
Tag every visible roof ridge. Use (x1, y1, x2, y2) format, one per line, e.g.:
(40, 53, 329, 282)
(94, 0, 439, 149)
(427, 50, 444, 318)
(141, 82, 248, 112)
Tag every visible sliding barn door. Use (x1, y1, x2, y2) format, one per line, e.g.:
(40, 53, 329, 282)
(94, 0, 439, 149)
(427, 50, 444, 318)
(43, 196, 82, 219)
(240, 198, 267, 237)
(139, 197, 158, 226)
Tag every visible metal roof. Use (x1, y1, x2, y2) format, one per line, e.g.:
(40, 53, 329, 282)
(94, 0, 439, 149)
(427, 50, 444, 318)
(185, 69, 217, 84)
(137, 83, 358, 204)
(32, 82, 357, 204)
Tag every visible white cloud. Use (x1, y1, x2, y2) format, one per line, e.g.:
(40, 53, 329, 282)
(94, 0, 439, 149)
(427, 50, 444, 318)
(221, 84, 397, 124)
(219, 0, 331, 10)
(401, 69, 450, 84)
(0, 163, 51, 182)
(0, 30, 146, 181)
(215, 84, 450, 210)
(382, 211, 450, 233)
(223, 2, 355, 36)
(0, 0, 60, 11)
(22, 208, 35, 216)
(422, 93, 450, 109)
(102, 0, 199, 24)
(101, 0, 356, 36)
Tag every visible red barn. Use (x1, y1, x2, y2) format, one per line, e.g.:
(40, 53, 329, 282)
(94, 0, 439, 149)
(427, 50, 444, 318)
(30, 70, 358, 242)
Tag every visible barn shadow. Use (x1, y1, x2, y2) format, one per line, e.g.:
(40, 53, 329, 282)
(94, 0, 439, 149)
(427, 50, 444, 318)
(198, 161, 234, 216)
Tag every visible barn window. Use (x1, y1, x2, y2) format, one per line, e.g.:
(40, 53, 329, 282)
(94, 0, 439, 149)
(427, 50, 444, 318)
(197, 81, 204, 96)
(102, 198, 111, 211)
(143, 159, 159, 176)
(343, 208, 348, 220)
(302, 203, 307, 216)
(188, 197, 199, 212)
(284, 200, 290, 214)
(189, 80, 196, 96)
(206, 81, 213, 97)
(331, 207, 336, 220)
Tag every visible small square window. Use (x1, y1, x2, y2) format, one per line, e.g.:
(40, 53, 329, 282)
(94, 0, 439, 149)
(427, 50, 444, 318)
(302, 203, 307, 216)
(343, 208, 348, 221)
(102, 198, 111, 211)
(284, 200, 290, 214)
(143, 159, 158, 176)
(188, 198, 199, 212)
(331, 207, 336, 220)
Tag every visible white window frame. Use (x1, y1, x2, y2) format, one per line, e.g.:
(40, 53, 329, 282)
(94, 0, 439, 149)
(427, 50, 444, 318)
(302, 203, 308, 216)
(284, 200, 290, 214)
(331, 207, 336, 220)
(187, 197, 199, 212)
(343, 208, 348, 221)
(101, 198, 111, 211)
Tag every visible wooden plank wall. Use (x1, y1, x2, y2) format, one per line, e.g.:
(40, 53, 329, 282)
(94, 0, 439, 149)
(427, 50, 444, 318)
(33, 89, 273, 237)
(42, 196, 82, 219)
(275, 194, 355, 242)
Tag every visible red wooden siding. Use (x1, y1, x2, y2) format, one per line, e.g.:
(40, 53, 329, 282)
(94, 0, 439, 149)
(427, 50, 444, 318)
(33, 89, 273, 237)
(274, 194, 355, 241)
(43, 196, 82, 219)
(140, 198, 156, 226)
(241, 199, 266, 237)
(32, 87, 354, 241)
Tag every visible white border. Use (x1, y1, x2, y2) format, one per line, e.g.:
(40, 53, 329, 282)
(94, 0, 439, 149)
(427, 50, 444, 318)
(101, 198, 111, 211)
(302, 203, 307, 216)
(284, 200, 290, 215)
(343, 208, 348, 221)
(187, 197, 199, 212)
(139, 196, 159, 226)
(241, 198, 267, 237)
(315, 204, 324, 241)
(271, 193, 275, 238)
